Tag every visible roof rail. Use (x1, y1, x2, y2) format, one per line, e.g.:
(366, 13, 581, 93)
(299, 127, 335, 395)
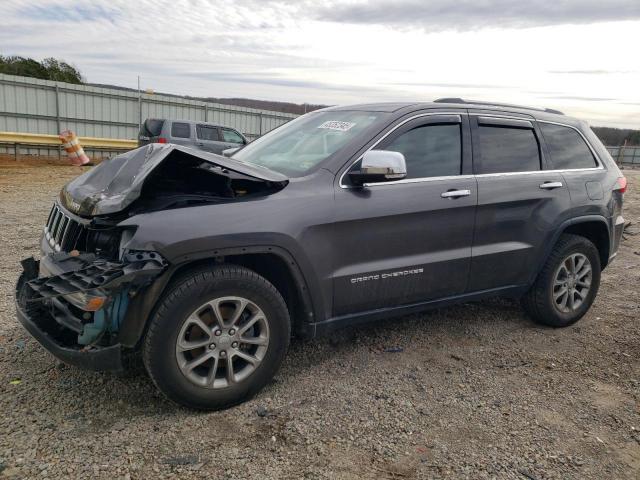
(433, 98, 564, 115)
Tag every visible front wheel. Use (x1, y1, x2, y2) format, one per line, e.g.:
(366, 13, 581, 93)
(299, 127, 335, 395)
(143, 265, 290, 410)
(522, 234, 601, 327)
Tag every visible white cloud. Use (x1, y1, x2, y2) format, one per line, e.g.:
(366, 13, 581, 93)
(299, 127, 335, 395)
(0, 0, 638, 128)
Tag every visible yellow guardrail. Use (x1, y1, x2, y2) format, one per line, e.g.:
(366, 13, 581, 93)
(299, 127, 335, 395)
(0, 131, 137, 149)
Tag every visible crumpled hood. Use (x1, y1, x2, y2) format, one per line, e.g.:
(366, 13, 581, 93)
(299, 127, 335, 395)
(59, 143, 288, 217)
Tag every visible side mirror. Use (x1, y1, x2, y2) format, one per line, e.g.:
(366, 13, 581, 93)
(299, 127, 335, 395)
(222, 147, 240, 157)
(348, 150, 407, 186)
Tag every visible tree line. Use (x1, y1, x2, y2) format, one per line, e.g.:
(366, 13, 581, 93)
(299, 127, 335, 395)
(0, 55, 83, 84)
(591, 127, 640, 147)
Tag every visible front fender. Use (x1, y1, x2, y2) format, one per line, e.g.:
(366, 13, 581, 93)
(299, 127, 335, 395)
(116, 244, 323, 347)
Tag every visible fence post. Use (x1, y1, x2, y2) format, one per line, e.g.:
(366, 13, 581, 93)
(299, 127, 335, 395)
(258, 114, 263, 136)
(204, 104, 208, 122)
(14, 143, 19, 161)
(55, 85, 61, 161)
(137, 76, 142, 137)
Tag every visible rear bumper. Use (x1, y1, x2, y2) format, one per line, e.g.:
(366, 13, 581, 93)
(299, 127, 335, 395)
(15, 298, 123, 371)
(610, 214, 625, 264)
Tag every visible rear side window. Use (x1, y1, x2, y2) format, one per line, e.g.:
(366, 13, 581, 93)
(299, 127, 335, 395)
(140, 119, 164, 137)
(221, 129, 244, 144)
(540, 123, 597, 169)
(197, 124, 220, 141)
(380, 124, 461, 178)
(477, 126, 540, 174)
(171, 122, 191, 138)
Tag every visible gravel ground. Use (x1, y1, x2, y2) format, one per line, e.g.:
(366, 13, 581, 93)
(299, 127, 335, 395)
(0, 160, 638, 479)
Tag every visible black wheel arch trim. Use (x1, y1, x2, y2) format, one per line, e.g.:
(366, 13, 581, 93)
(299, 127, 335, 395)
(117, 245, 319, 348)
(531, 214, 611, 286)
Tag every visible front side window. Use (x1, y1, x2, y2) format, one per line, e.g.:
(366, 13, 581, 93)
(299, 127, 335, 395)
(233, 110, 387, 176)
(222, 129, 244, 144)
(378, 123, 461, 178)
(171, 122, 191, 138)
(477, 126, 540, 174)
(540, 123, 597, 169)
(197, 124, 219, 141)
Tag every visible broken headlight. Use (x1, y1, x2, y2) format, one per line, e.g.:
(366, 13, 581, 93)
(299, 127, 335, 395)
(61, 289, 108, 312)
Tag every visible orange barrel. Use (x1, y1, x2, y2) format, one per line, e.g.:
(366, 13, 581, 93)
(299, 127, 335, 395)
(59, 130, 90, 166)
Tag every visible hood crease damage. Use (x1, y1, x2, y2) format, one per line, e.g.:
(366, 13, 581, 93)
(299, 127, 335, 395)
(60, 143, 289, 217)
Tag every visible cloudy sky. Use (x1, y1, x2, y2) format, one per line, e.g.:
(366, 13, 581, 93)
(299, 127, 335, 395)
(1, 0, 639, 128)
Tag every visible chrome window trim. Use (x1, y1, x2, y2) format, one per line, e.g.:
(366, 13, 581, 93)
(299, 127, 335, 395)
(338, 111, 465, 189)
(535, 119, 603, 169)
(474, 167, 603, 178)
(362, 174, 475, 188)
(338, 112, 605, 190)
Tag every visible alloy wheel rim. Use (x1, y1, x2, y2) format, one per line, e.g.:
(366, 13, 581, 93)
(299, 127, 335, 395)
(175, 296, 269, 389)
(552, 253, 592, 313)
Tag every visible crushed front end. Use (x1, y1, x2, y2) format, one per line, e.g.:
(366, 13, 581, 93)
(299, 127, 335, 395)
(15, 202, 167, 370)
(15, 144, 288, 371)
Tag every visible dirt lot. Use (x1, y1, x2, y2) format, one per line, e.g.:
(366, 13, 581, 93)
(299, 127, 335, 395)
(0, 160, 638, 479)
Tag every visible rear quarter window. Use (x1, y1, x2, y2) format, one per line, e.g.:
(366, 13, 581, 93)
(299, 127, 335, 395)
(140, 119, 164, 137)
(540, 123, 598, 169)
(171, 122, 191, 138)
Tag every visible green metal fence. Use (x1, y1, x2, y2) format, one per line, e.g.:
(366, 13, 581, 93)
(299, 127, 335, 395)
(0, 73, 297, 143)
(606, 146, 640, 166)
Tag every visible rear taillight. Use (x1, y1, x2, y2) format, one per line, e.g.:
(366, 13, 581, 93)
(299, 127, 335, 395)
(157, 137, 167, 144)
(615, 176, 627, 194)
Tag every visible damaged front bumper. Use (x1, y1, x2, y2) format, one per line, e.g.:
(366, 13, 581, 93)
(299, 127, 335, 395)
(15, 251, 167, 371)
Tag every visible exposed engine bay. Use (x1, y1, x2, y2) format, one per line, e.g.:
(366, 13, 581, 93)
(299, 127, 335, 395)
(128, 151, 283, 215)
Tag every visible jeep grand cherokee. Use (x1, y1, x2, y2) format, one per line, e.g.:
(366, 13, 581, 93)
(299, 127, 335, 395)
(16, 99, 627, 410)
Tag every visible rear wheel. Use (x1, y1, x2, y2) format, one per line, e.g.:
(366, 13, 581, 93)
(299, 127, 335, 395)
(522, 234, 601, 327)
(143, 264, 290, 410)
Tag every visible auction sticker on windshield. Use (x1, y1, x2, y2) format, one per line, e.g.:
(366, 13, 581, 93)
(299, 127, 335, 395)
(317, 121, 356, 132)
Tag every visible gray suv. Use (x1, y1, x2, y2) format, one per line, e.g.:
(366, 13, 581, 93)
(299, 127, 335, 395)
(16, 99, 627, 410)
(138, 118, 248, 154)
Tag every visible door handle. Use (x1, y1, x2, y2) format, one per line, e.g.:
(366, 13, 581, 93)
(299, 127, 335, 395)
(441, 189, 471, 198)
(539, 181, 563, 190)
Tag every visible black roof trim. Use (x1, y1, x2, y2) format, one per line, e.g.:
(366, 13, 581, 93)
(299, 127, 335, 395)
(434, 98, 564, 116)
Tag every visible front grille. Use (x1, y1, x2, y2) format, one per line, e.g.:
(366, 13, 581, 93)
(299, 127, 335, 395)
(44, 203, 88, 252)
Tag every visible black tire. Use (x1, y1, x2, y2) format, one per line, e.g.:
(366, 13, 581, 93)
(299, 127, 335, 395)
(522, 234, 601, 327)
(143, 264, 290, 410)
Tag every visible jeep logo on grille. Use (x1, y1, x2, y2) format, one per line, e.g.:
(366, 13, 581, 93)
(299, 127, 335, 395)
(67, 199, 81, 213)
(61, 191, 81, 213)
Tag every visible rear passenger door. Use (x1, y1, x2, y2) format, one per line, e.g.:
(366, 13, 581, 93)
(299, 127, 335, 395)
(195, 124, 222, 153)
(468, 114, 571, 291)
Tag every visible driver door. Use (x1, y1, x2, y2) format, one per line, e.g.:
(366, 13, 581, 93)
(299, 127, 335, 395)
(331, 113, 477, 317)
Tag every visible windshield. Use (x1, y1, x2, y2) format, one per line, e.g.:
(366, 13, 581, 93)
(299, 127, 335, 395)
(233, 110, 385, 176)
